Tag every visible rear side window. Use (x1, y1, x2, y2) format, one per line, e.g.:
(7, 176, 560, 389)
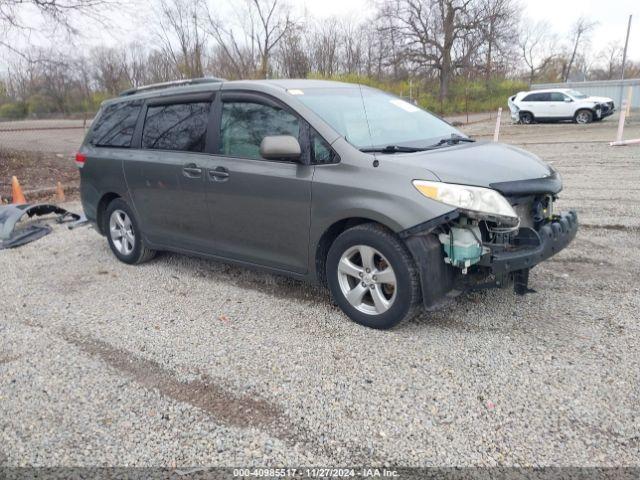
(87, 100, 142, 147)
(142, 102, 211, 152)
(220, 101, 300, 160)
(523, 93, 550, 102)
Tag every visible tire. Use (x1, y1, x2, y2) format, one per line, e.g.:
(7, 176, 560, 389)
(519, 112, 534, 124)
(104, 198, 156, 265)
(326, 223, 422, 329)
(574, 109, 593, 124)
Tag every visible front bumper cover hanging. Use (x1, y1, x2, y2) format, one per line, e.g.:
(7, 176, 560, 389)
(0, 204, 82, 249)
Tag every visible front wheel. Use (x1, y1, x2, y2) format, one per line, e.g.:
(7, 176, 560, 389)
(519, 112, 534, 124)
(575, 109, 593, 124)
(326, 223, 422, 329)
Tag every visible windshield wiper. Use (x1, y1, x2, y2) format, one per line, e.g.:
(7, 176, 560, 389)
(359, 145, 429, 154)
(360, 134, 475, 154)
(428, 133, 475, 148)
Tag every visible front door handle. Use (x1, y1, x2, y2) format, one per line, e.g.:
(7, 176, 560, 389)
(209, 166, 230, 181)
(182, 163, 202, 178)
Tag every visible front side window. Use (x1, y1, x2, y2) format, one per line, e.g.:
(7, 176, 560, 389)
(142, 102, 211, 152)
(87, 100, 142, 148)
(293, 86, 460, 149)
(220, 101, 300, 160)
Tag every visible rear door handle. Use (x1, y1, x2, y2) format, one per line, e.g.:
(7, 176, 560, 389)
(182, 163, 202, 178)
(209, 167, 230, 181)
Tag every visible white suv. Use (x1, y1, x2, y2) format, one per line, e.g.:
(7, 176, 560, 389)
(508, 88, 615, 124)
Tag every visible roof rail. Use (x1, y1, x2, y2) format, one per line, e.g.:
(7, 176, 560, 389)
(119, 77, 224, 97)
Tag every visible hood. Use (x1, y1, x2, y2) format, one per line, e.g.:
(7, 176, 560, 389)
(587, 95, 613, 103)
(395, 141, 554, 188)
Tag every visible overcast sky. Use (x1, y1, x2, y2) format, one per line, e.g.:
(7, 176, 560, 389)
(8, 0, 640, 63)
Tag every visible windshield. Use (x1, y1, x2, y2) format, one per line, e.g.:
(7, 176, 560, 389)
(567, 90, 588, 99)
(291, 86, 461, 149)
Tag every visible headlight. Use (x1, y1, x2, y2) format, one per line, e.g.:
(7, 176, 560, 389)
(413, 180, 518, 224)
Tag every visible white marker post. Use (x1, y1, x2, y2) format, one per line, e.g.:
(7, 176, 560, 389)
(609, 99, 640, 145)
(614, 100, 627, 144)
(493, 107, 502, 142)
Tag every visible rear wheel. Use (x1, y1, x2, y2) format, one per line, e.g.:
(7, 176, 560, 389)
(519, 112, 534, 124)
(326, 223, 422, 329)
(105, 198, 156, 265)
(575, 109, 593, 124)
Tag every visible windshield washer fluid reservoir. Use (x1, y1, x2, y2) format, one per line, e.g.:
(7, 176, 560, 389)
(438, 224, 483, 274)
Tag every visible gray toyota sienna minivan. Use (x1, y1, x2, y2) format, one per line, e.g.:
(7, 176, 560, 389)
(78, 78, 577, 329)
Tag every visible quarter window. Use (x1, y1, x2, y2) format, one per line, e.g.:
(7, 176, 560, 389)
(311, 130, 339, 164)
(220, 101, 300, 160)
(142, 102, 211, 152)
(87, 100, 142, 148)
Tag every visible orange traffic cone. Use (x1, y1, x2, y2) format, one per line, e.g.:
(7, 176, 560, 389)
(56, 181, 65, 202)
(11, 176, 26, 204)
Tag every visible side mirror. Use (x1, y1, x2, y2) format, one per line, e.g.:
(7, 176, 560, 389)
(260, 135, 301, 161)
(564, 98, 572, 102)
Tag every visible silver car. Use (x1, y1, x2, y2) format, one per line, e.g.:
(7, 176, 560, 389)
(78, 78, 577, 329)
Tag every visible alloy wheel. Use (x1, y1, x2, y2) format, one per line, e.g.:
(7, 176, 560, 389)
(337, 244, 397, 315)
(109, 209, 135, 256)
(576, 111, 591, 124)
(520, 113, 533, 124)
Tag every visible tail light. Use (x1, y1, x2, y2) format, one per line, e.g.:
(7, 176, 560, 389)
(75, 152, 87, 168)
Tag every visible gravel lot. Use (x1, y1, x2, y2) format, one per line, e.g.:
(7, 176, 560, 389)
(1, 115, 639, 468)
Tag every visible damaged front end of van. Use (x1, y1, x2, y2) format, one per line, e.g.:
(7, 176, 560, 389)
(400, 171, 578, 308)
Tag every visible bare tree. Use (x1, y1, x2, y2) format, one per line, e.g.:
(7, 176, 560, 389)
(0, 0, 112, 31)
(250, 0, 295, 78)
(519, 20, 557, 84)
(204, 3, 258, 78)
(563, 17, 597, 82)
(205, 0, 294, 79)
(0, 0, 114, 57)
(477, 0, 520, 78)
(380, 0, 482, 101)
(340, 19, 365, 75)
(145, 49, 177, 83)
(123, 42, 152, 87)
(308, 17, 342, 76)
(275, 27, 310, 78)
(155, 0, 206, 78)
(597, 42, 622, 80)
(91, 47, 128, 95)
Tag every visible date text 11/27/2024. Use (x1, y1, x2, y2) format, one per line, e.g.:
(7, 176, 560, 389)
(232, 468, 400, 477)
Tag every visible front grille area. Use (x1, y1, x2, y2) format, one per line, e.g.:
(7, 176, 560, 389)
(508, 195, 553, 230)
(601, 101, 614, 114)
(513, 201, 535, 228)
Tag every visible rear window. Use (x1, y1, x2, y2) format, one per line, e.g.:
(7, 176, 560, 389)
(87, 100, 142, 147)
(142, 102, 211, 152)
